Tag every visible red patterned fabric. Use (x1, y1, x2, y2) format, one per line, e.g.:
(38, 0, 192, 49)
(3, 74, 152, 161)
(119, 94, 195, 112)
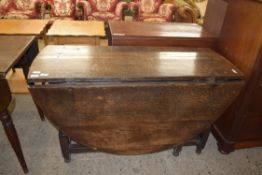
(13, 0, 36, 10)
(88, 0, 118, 12)
(50, 0, 76, 17)
(0, 0, 45, 19)
(78, 0, 127, 22)
(3, 9, 36, 19)
(0, 0, 12, 12)
(130, 0, 176, 22)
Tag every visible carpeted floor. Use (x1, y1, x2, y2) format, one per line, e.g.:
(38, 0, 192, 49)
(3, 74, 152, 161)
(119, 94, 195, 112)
(0, 94, 261, 175)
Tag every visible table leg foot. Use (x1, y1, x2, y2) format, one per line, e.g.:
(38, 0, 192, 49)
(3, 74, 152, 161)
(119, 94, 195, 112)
(59, 131, 71, 163)
(173, 145, 182, 157)
(0, 111, 29, 173)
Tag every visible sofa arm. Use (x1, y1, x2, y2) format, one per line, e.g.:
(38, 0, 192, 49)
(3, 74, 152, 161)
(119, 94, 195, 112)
(35, 0, 46, 19)
(77, 0, 92, 20)
(115, 2, 128, 19)
(175, 5, 196, 23)
(129, 2, 139, 20)
(158, 3, 176, 21)
(0, 10, 5, 19)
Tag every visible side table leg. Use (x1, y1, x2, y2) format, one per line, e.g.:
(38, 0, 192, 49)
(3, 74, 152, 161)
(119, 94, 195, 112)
(173, 145, 183, 157)
(0, 111, 28, 173)
(196, 128, 211, 154)
(59, 131, 71, 163)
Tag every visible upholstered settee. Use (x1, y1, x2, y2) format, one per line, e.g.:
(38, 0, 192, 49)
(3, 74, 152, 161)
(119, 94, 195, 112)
(0, 0, 45, 19)
(45, 0, 82, 20)
(77, 0, 128, 22)
(129, 0, 176, 22)
(173, 0, 207, 23)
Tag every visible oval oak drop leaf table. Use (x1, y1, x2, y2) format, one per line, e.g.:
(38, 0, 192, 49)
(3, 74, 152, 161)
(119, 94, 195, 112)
(28, 46, 245, 162)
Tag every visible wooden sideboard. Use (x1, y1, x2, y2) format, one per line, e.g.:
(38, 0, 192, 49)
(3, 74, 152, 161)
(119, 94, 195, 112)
(210, 0, 262, 153)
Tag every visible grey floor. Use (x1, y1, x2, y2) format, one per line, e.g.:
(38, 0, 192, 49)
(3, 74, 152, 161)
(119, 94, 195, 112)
(0, 94, 261, 175)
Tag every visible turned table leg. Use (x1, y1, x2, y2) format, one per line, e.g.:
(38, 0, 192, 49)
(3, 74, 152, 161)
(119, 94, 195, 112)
(59, 131, 71, 163)
(0, 110, 28, 173)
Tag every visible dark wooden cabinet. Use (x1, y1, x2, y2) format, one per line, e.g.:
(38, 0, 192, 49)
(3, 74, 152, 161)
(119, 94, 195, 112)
(211, 0, 262, 153)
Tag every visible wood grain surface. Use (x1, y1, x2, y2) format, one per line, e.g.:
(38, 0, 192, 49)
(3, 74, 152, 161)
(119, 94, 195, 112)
(47, 20, 105, 37)
(28, 45, 244, 154)
(0, 19, 48, 35)
(0, 36, 35, 78)
(108, 21, 217, 47)
(28, 45, 243, 83)
(212, 0, 262, 153)
(203, 0, 228, 37)
(29, 81, 243, 154)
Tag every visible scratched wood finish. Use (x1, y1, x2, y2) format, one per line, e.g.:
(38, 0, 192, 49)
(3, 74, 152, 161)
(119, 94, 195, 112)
(108, 21, 217, 48)
(28, 46, 244, 154)
(0, 36, 36, 78)
(47, 20, 105, 37)
(28, 46, 243, 83)
(46, 20, 105, 45)
(0, 19, 48, 35)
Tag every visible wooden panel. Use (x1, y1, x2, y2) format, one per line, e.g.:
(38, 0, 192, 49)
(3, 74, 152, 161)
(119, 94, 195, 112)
(248, 84, 262, 114)
(0, 20, 48, 35)
(236, 117, 262, 141)
(0, 36, 35, 78)
(28, 46, 243, 83)
(217, 0, 262, 78)
(48, 36, 99, 45)
(29, 81, 243, 154)
(212, 0, 262, 153)
(47, 20, 105, 37)
(203, 0, 228, 37)
(111, 36, 216, 48)
(109, 21, 217, 47)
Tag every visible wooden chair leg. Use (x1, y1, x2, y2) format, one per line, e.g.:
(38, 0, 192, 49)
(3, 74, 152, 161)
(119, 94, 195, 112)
(59, 131, 71, 163)
(0, 111, 28, 173)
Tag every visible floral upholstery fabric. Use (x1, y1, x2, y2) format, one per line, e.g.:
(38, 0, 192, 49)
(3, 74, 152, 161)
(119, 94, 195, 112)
(130, 0, 176, 22)
(2, 9, 35, 18)
(78, 0, 127, 22)
(14, 0, 35, 10)
(0, 0, 44, 19)
(88, 0, 118, 12)
(50, 0, 76, 17)
(0, 0, 11, 12)
(87, 11, 120, 21)
(139, 0, 161, 13)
